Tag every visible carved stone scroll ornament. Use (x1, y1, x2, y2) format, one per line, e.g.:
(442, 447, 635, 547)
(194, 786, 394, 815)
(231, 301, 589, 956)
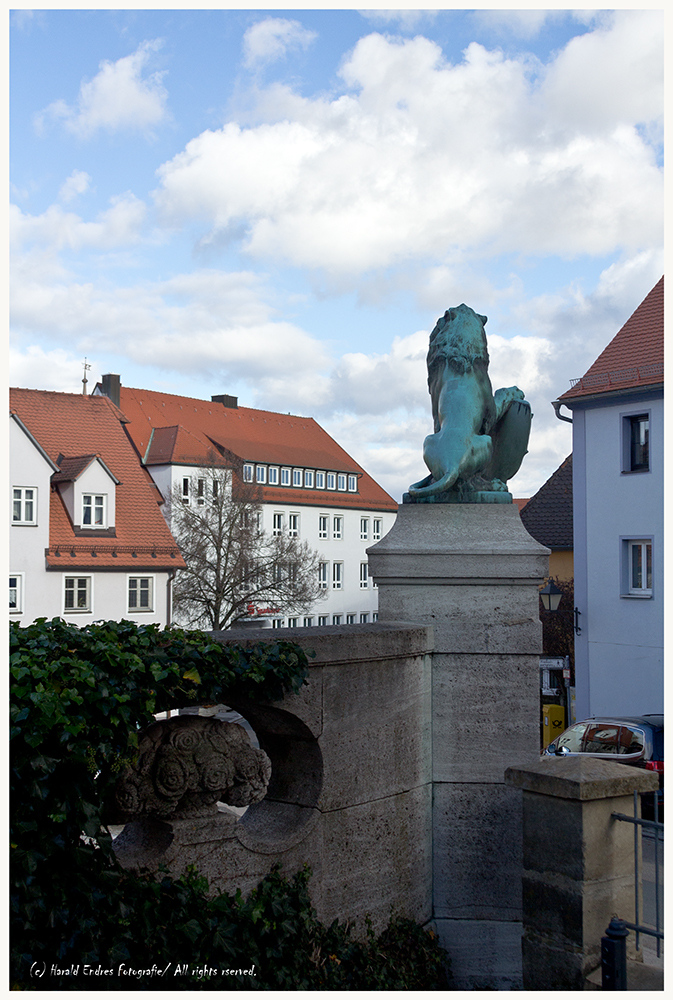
(112, 715, 272, 821)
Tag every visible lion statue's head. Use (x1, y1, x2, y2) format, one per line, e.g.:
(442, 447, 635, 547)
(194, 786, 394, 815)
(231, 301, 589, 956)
(427, 304, 489, 381)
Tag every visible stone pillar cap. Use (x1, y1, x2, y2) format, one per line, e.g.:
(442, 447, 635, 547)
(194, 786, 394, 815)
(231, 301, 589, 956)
(505, 756, 659, 800)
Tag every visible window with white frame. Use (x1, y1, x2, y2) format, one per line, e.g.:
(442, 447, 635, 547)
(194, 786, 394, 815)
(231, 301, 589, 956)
(360, 563, 368, 589)
(288, 513, 299, 537)
(373, 518, 382, 541)
(327, 472, 336, 490)
(318, 615, 328, 626)
(182, 478, 190, 503)
(272, 618, 285, 628)
(333, 516, 343, 539)
(624, 539, 653, 596)
(346, 614, 356, 624)
(332, 614, 342, 625)
(292, 469, 302, 488)
(243, 464, 254, 482)
(273, 512, 284, 536)
(622, 413, 650, 473)
(64, 576, 92, 613)
(280, 467, 291, 486)
(316, 471, 326, 489)
(303, 616, 313, 627)
(318, 562, 328, 589)
(12, 487, 37, 524)
(287, 617, 298, 628)
(337, 473, 346, 491)
(82, 494, 106, 527)
(360, 517, 369, 540)
(268, 466, 279, 485)
(319, 514, 329, 539)
(273, 563, 284, 583)
(360, 612, 369, 624)
(332, 562, 343, 589)
(9, 574, 22, 613)
(196, 478, 206, 505)
(373, 612, 378, 622)
(304, 470, 314, 488)
(348, 475, 357, 492)
(212, 479, 221, 504)
(128, 576, 154, 612)
(256, 465, 266, 484)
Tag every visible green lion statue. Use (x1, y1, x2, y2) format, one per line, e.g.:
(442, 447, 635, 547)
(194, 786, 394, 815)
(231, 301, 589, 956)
(407, 304, 532, 502)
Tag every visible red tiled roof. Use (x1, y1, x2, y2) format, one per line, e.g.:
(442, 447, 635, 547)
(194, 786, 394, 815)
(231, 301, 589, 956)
(558, 277, 663, 402)
(512, 498, 529, 513)
(9, 388, 185, 570)
(117, 386, 398, 512)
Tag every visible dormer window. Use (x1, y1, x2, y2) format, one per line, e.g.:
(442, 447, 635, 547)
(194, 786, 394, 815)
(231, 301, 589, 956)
(82, 494, 106, 528)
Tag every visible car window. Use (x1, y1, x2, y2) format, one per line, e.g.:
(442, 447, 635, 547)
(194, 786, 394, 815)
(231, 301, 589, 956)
(557, 723, 586, 753)
(618, 726, 645, 756)
(582, 724, 620, 753)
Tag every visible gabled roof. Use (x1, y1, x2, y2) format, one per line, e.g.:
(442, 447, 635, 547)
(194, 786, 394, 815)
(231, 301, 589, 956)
(117, 386, 397, 512)
(520, 455, 573, 549)
(558, 277, 663, 402)
(9, 388, 185, 570)
(10, 411, 60, 471)
(51, 454, 120, 485)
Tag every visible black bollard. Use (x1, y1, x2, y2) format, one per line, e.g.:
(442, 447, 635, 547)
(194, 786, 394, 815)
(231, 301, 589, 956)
(601, 916, 629, 990)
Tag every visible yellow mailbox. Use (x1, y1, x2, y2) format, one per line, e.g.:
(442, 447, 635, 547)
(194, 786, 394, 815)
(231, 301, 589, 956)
(542, 704, 566, 749)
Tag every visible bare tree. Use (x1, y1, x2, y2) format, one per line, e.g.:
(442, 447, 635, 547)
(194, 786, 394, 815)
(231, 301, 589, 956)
(168, 468, 325, 630)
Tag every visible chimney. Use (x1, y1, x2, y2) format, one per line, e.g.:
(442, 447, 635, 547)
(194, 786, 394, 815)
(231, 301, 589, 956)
(101, 374, 121, 408)
(211, 394, 238, 408)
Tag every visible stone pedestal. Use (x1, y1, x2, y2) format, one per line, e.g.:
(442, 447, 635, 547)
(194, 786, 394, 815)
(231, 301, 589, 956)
(368, 502, 549, 989)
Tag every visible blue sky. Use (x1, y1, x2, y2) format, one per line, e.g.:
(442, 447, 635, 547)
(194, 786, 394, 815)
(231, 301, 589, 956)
(10, 8, 664, 501)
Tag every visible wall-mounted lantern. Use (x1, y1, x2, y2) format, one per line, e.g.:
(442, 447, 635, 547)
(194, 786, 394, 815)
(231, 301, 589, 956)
(539, 580, 582, 635)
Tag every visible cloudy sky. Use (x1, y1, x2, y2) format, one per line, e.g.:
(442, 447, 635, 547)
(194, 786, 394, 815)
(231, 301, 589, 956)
(10, 8, 664, 501)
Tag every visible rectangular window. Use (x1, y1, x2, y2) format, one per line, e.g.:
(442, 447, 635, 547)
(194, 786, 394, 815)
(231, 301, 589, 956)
(273, 512, 284, 536)
(287, 617, 298, 628)
(360, 517, 369, 540)
(243, 464, 254, 482)
(288, 513, 300, 537)
(303, 617, 313, 627)
(327, 472, 336, 490)
(268, 466, 279, 485)
(623, 413, 650, 472)
(373, 518, 382, 541)
(182, 477, 190, 503)
(82, 494, 106, 527)
(348, 475, 357, 492)
(272, 618, 285, 629)
(318, 562, 328, 589)
(212, 479, 220, 503)
(337, 473, 346, 491)
(318, 615, 329, 626)
(292, 469, 303, 488)
(346, 614, 356, 624)
(256, 465, 266, 484)
(281, 467, 291, 486)
(319, 515, 329, 539)
(626, 539, 653, 596)
(332, 614, 342, 625)
(64, 576, 92, 613)
(197, 478, 206, 505)
(333, 516, 343, 539)
(9, 574, 22, 613)
(304, 470, 314, 488)
(360, 612, 369, 624)
(373, 612, 378, 622)
(315, 471, 326, 489)
(128, 577, 154, 612)
(332, 562, 343, 589)
(360, 563, 369, 589)
(12, 487, 37, 524)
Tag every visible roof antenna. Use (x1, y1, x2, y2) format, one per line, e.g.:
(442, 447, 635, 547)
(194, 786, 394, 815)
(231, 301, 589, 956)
(82, 357, 91, 395)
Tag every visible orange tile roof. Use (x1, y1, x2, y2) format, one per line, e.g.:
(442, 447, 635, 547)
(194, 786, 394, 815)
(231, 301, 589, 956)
(558, 277, 663, 402)
(9, 388, 185, 570)
(117, 386, 398, 512)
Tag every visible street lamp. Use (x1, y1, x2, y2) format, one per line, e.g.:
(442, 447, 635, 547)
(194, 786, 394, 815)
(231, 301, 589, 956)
(539, 580, 582, 635)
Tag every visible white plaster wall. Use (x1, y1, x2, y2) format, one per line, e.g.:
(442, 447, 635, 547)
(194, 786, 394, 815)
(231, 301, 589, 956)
(72, 461, 118, 527)
(10, 418, 54, 625)
(574, 395, 663, 717)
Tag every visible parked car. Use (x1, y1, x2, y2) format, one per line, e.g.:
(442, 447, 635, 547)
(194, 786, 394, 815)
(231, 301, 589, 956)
(544, 715, 663, 818)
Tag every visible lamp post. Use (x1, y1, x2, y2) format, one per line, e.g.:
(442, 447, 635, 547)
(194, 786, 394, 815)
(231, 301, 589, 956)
(539, 580, 582, 635)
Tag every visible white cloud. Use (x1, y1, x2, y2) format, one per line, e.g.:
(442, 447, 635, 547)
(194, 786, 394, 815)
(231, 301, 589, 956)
(358, 10, 437, 32)
(9, 344, 88, 394)
(11, 194, 147, 252)
(242, 18, 317, 68)
(35, 40, 168, 138)
(58, 170, 91, 203)
(154, 14, 662, 282)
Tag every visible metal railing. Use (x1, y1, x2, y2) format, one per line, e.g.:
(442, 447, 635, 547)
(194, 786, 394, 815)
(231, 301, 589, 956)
(612, 789, 664, 957)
